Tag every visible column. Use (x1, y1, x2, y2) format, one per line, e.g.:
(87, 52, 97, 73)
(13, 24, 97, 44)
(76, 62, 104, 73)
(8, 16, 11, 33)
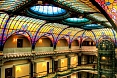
(30, 59, 35, 78)
(52, 59, 54, 72)
(68, 43, 71, 49)
(0, 45, 3, 52)
(66, 55, 70, 69)
(32, 44, 35, 51)
(53, 42, 56, 51)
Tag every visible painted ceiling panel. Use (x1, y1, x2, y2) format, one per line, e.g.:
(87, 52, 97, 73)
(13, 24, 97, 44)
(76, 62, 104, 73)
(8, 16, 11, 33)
(95, 0, 117, 26)
(0, 0, 28, 11)
(79, 0, 100, 12)
(54, 0, 97, 13)
(0, 13, 9, 28)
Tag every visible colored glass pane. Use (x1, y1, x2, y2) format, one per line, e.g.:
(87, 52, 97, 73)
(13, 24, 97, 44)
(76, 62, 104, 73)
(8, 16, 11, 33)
(54, 0, 97, 13)
(30, 5, 66, 16)
(64, 18, 89, 23)
(95, 0, 117, 26)
(82, 24, 104, 30)
(0, 0, 29, 11)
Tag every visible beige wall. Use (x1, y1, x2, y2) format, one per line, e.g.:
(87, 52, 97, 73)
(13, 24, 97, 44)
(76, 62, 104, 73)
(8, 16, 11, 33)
(57, 39, 68, 47)
(36, 61, 47, 77)
(36, 38, 52, 47)
(1, 60, 29, 78)
(14, 64, 30, 78)
(4, 35, 31, 48)
(53, 55, 66, 61)
(70, 56, 78, 68)
(34, 57, 52, 76)
(72, 40, 79, 46)
(59, 58, 68, 71)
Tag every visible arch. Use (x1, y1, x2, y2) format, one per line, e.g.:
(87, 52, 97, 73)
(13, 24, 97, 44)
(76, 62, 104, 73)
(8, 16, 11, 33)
(71, 39, 79, 46)
(82, 36, 96, 43)
(35, 33, 54, 45)
(3, 34, 31, 53)
(98, 35, 114, 43)
(82, 37, 96, 46)
(57, 36, 69, 46)
(35, 36, 53, 47)
(71, 39, 79, 50)
(35, 36, 53, 52)
(4, 30, 32, 45)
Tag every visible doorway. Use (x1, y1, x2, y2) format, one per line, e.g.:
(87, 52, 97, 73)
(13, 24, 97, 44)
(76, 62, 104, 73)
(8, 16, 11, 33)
(47, 62, 49, 74)
(54, 61, 58, 72)
(5, 68, 12, 78)
(17, 39, 23, 48)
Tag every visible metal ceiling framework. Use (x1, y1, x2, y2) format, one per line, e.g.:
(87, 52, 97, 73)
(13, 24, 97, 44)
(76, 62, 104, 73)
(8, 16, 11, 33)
(0, 0, 117, 50)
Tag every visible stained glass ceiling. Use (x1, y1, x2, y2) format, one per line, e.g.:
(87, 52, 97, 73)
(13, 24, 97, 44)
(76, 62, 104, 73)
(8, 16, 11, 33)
(95, 0, 117, 27)
(0, 0, 116, 45)
(0, 0, 29, 11)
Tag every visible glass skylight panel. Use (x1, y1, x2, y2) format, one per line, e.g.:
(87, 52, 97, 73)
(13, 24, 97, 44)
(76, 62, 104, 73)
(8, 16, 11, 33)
(30, 5, 66, 16)
(65, 18, 89, 23)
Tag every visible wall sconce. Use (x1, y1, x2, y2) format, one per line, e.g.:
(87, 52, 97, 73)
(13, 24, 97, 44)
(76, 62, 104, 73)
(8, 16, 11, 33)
(93, 42, 95, 45)
(13, 38, 17, 42)
(102, 56, 106, 60)
(16, 66, 21, 72)
(42, 62, 46, 67)
(39, 39, 42, 43)
(61, 60, 64, 64)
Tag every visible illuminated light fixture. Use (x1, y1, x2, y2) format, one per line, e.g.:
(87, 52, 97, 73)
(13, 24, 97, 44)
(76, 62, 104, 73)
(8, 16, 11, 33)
(74, 57, 76, 61)
(13, 38, 17, 42)
(93, 42, 95, 45)
(42, 62, 46, 67)
(39, 39, 42, 43)
(102, 56, 106, 60)
(89, 42, 91, 45)
(16, 66, 21, 72)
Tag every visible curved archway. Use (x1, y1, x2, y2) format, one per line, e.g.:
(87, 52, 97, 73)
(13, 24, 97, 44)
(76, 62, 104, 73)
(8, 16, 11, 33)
(82, 38, 96, 46)
(56, 38, 68, 51)
(3, 34, 31, 53)
(35, 36, 53, 52)
(71, 39, 79, 50)
(82, 38, 96, 51)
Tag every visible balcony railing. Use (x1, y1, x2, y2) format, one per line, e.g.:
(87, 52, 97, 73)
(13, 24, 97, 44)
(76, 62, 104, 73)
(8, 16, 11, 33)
(3, 47, 32, 53)
(35, 47, 53, 52)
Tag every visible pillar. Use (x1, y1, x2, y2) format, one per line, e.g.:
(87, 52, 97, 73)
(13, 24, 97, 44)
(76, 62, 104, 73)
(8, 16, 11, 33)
(52, 59, 54, 72)
(68, 43, 71, 49)
(0, 45, 3, 52)
(32, 44, 35, 51)
(53, 42, 56, 51)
